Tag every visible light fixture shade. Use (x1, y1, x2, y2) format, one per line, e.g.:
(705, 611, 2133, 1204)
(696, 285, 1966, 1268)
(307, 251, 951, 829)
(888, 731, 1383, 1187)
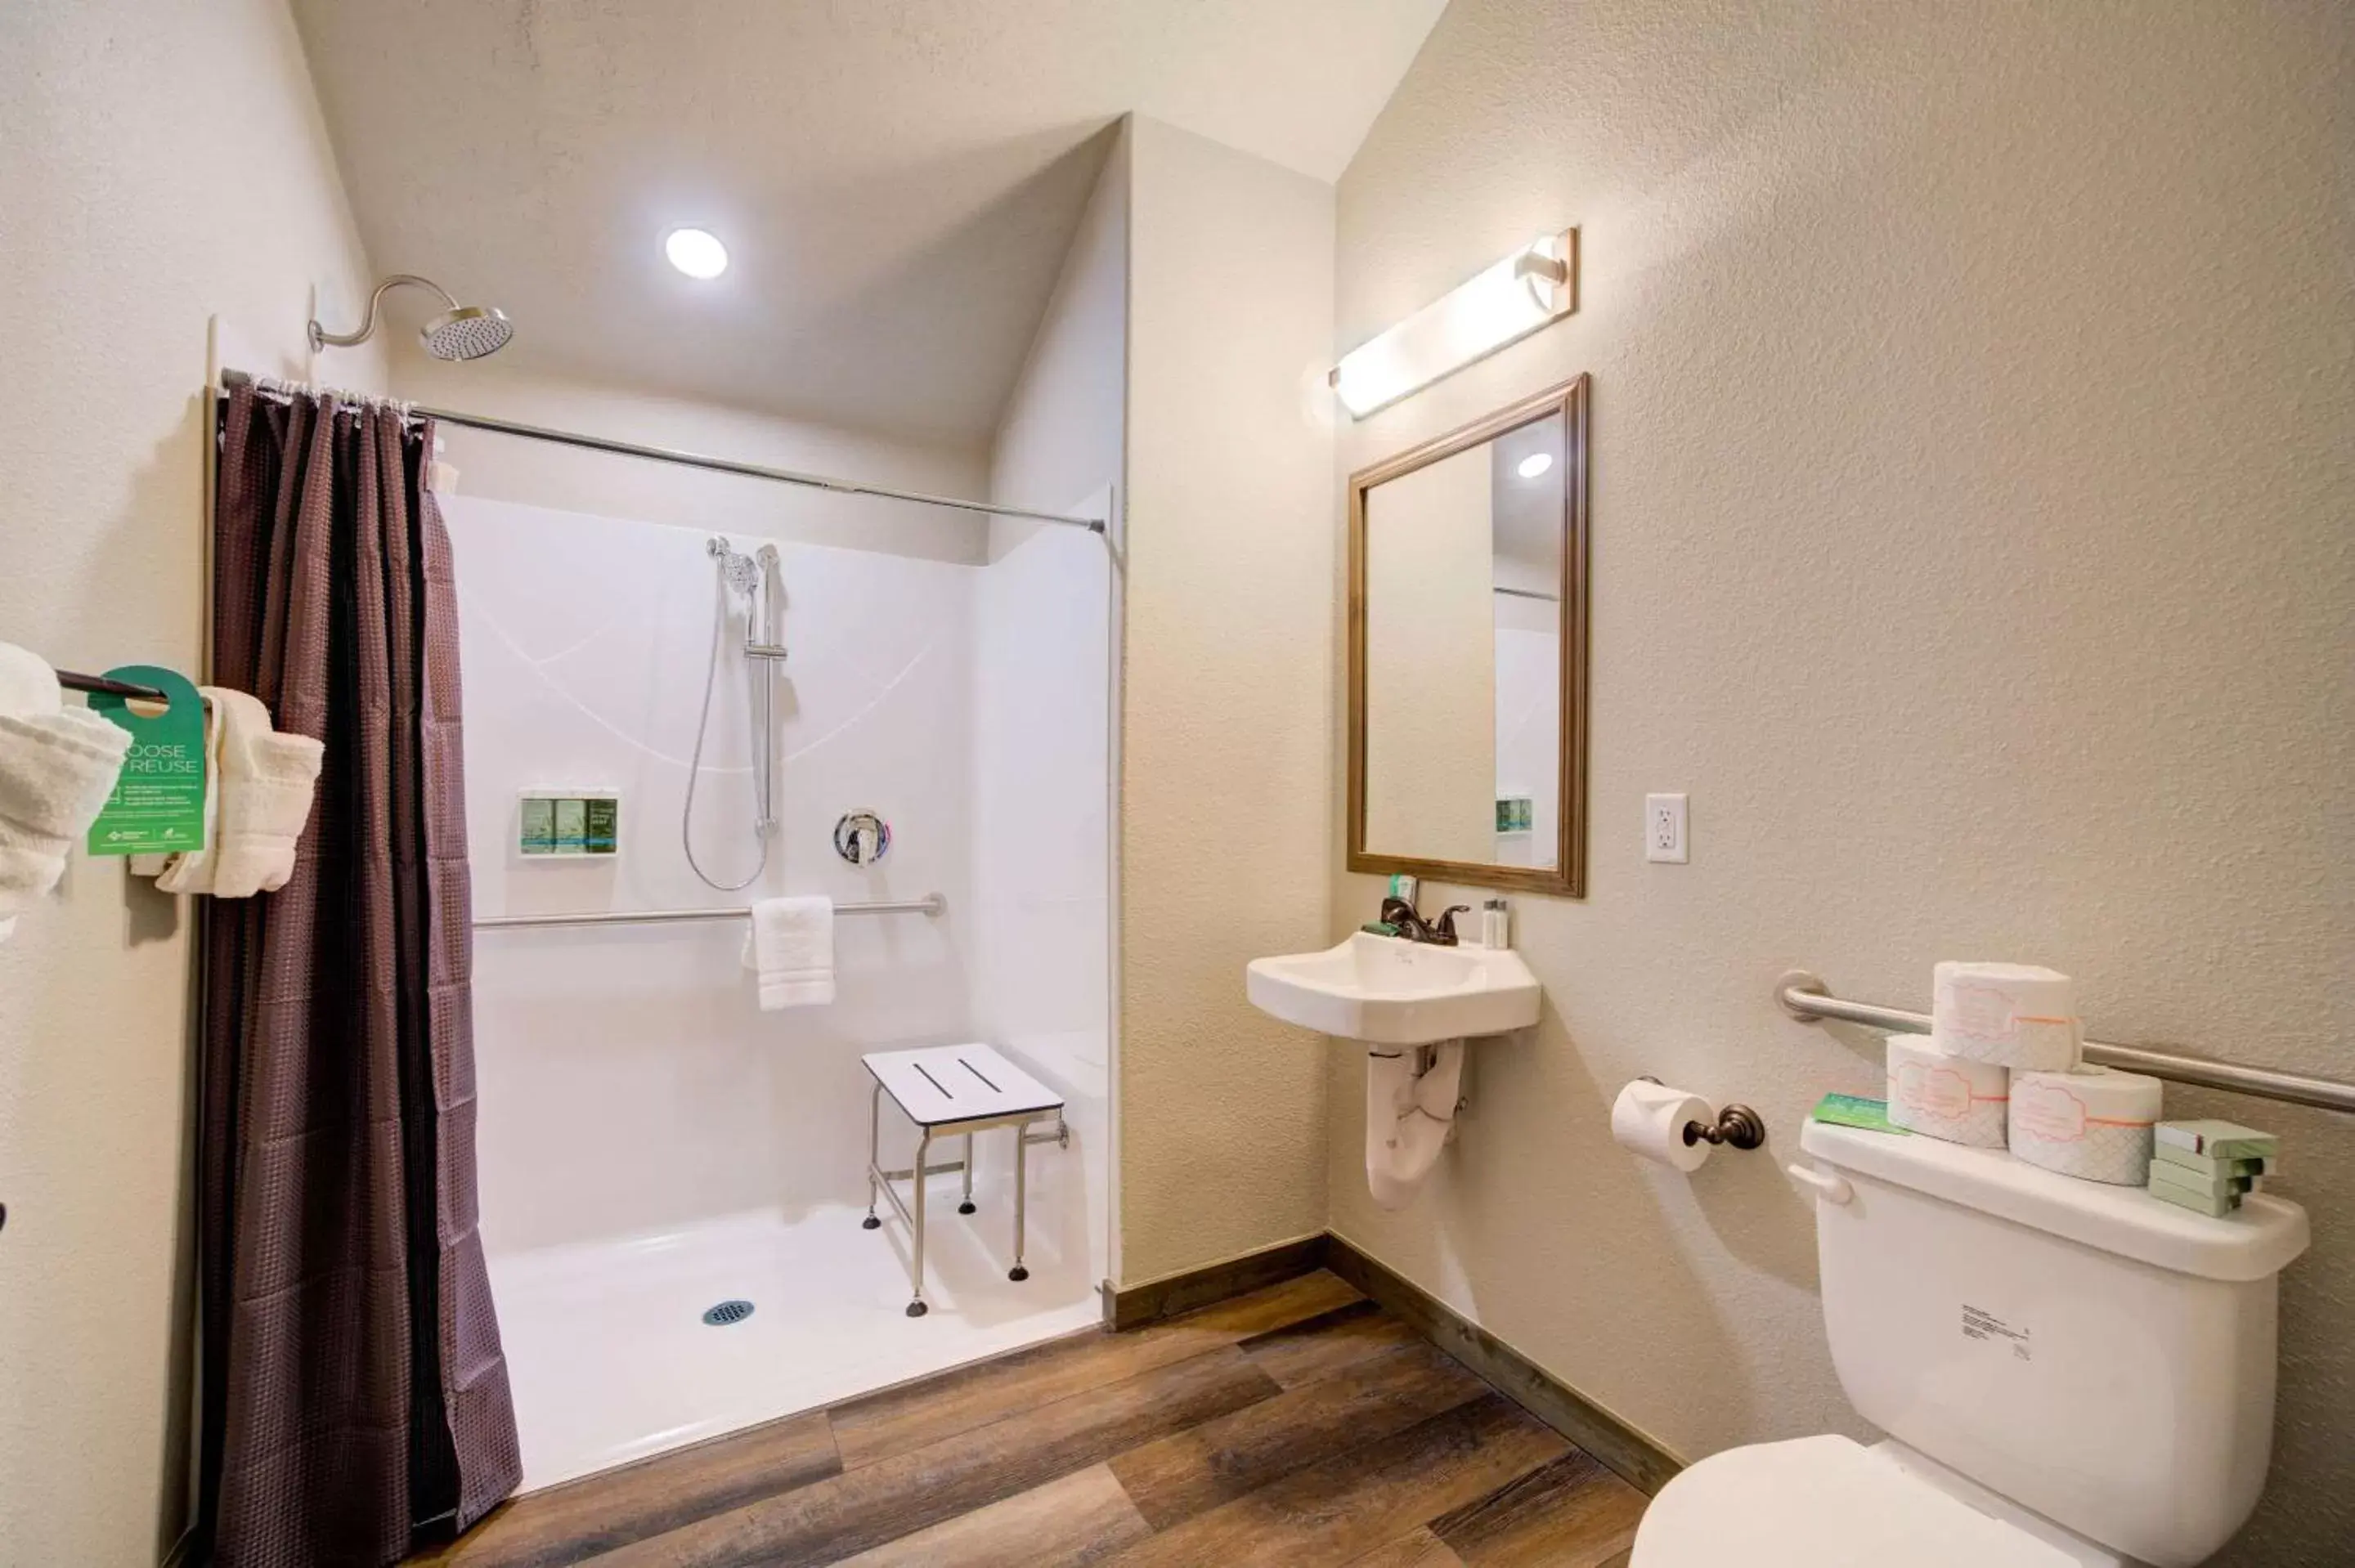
(1331, 230, 1577, 419)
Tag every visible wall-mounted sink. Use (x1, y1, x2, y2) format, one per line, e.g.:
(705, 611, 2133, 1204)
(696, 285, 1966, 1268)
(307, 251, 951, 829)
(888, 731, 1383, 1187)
(1247, 930, 1541, 1211)
(1246, 932, 1540, 1046)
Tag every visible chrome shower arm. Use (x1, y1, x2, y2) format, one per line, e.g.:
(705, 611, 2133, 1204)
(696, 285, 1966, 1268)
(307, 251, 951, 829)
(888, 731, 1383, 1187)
(309, 274, 464, 352)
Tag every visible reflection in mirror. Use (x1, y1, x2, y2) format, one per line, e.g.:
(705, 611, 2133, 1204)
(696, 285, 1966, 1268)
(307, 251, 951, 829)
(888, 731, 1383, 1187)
(1349, 376, 1587, 896)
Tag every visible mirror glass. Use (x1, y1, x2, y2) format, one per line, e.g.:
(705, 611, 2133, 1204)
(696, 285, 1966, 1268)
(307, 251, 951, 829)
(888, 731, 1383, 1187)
(1351, 379, 1586, 894)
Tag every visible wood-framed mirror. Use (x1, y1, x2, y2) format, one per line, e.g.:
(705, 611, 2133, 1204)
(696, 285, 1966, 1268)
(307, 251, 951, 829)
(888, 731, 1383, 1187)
(1348, 374, 1590, 897)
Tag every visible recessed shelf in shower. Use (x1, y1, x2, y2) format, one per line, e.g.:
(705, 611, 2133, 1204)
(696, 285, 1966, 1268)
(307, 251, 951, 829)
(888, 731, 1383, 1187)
(519, 790, 619, 856)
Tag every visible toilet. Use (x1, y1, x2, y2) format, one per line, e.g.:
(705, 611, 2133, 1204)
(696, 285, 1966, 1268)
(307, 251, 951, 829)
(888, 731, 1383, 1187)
(1634, 1119, 2311, 1567)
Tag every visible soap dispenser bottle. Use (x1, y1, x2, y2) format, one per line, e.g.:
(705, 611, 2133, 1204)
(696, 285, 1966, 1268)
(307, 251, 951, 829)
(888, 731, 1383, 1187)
(1481, 898, 1510, 948)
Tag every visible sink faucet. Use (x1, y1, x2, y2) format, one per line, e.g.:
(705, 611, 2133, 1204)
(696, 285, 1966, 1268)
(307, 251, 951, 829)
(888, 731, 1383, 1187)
(1379, 895, 1469, 947)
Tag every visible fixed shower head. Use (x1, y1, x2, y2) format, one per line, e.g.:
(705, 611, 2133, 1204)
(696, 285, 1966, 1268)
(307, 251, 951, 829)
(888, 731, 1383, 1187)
(310, 274, 514, 359)
(421, 304, 514, 361)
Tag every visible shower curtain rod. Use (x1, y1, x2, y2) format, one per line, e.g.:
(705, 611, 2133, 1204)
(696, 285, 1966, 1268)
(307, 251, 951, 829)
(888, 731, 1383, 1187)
(218, 370, 1106, 534)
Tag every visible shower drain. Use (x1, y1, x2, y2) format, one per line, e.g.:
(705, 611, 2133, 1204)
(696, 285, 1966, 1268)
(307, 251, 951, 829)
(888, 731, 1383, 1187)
(701, 1299, 756, 1327)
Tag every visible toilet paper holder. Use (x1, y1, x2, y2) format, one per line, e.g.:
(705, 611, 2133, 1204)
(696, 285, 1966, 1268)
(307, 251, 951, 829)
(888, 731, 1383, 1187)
(1637, 1077, 1766, 1151)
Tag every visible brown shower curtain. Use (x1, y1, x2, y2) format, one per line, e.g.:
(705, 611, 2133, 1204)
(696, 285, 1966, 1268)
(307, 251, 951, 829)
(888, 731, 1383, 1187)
(196, 380, 519, 1566)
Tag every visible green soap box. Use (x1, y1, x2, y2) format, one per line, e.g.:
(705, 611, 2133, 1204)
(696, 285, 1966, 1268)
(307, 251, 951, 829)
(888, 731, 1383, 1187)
(1810, 1093, 1909, 1136)
(2155, 1119, 2276, 1160)
(2147, 1178, 2240, 1219)
(2148, 1159, 2259, 1198)
(2152, 1143, 2275, 1180)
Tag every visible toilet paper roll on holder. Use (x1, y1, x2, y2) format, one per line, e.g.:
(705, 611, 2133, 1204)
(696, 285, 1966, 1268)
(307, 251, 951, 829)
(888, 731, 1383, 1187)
(1636, 1077, 1766, 1151)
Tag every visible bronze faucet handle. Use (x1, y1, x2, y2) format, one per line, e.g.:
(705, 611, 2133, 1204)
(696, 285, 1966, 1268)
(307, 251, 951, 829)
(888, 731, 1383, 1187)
(1430, 905, 1471, 943)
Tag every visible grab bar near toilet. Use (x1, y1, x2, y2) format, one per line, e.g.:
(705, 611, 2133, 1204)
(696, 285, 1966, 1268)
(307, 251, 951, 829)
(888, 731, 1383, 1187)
(1776, 970, 2355, 1116)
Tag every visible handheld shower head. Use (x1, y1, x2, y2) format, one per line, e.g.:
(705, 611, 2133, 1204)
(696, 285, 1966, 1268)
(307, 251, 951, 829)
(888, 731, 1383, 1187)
(311, 274, 515, 359)
(708, 536, 762, 596)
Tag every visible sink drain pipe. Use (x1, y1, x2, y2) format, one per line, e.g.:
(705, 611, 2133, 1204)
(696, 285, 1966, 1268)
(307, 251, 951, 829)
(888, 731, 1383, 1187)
(1365, 1039, 1465, 1210)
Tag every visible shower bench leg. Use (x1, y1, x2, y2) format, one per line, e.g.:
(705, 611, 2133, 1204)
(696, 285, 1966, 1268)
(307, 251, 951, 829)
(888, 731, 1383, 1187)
(908, 1128, 931, 1318)
(862, 1082, 883, 1231)
(1009, 1114, 1030, 1283)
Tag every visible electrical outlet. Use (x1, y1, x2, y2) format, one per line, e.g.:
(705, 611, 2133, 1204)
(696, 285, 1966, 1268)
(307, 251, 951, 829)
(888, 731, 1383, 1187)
(1645, 793, 1689, 863)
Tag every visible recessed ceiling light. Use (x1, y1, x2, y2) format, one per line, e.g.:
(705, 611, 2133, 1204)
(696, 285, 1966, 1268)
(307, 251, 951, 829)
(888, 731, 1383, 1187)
(1517, 452, 1554, 479)
(664, 228, 729, 280)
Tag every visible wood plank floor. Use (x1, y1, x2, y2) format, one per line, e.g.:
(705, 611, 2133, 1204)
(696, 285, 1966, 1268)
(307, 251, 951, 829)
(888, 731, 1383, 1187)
(411, 1271, 1647, 1568)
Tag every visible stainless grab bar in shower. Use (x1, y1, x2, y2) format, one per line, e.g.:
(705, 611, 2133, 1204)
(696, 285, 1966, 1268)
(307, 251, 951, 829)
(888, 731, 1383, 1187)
(1777, 970, 2355, 1115)
(475, 894, 945, 930)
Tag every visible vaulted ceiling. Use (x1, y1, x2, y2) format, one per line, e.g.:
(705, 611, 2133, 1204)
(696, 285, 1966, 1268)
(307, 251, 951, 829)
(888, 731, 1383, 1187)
(293, 0, 1448, 446)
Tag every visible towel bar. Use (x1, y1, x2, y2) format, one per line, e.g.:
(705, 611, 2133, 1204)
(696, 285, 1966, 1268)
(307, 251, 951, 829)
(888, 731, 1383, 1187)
(474, 894, 944, 930)
(56, 669, 171, 703)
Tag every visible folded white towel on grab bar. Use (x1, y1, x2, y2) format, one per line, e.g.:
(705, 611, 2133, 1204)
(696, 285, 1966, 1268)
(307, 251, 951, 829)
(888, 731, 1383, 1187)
(135, 688, 323, 898)
(742, 894, 836, 1010)
(0, 643, 132, 943)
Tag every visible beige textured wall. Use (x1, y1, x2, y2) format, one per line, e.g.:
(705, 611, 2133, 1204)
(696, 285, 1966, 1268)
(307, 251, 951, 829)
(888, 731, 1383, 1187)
(0, 1, 382, 1560)
(1327, 2, 2353, 1562)
(1121, 118, 1337, 1284)
(1363, 446, 1496, 863)
(989, 122, 1129, 538)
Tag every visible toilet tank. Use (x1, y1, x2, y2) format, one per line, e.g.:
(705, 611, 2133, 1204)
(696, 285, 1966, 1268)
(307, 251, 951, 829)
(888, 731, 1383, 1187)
(1799, 1121, 2309, 1568)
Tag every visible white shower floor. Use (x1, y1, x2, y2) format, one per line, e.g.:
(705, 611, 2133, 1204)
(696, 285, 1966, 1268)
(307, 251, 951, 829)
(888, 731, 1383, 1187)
(491, 1195, 1102, 1490)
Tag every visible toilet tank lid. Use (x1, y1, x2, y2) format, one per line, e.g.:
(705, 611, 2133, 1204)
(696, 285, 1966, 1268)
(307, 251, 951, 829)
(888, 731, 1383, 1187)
(1800, 1121, 2309, 1282)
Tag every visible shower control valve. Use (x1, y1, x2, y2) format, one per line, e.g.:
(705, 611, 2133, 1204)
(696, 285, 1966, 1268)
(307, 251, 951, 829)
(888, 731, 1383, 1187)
(834, 810, 891, 865)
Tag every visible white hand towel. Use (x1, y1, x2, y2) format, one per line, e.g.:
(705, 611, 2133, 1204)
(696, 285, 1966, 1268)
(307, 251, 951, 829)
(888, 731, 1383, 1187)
(0, 643, 61, 719)
(150, 690, 230, 894)
(205, 690, 323, 898)
(739, 894, 836, 1010)
(0, 642, 66, 941)
(0, 707, 133, 941)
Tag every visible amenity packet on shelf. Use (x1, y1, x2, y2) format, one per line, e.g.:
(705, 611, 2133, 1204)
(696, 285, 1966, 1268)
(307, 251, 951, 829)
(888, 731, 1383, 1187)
(2155, 1119, 2278, 1161)
(1810, 1093, 1909, 1136)
(2153, 1142, 2276, 1180)
(2146, 1174, 2240, 1218)
(2148, 1159, 2259, 1199)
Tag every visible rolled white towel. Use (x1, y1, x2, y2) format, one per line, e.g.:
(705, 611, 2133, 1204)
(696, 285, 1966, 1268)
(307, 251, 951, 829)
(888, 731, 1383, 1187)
(0, 707, 132, 939)
(739, 894, 835, 1010)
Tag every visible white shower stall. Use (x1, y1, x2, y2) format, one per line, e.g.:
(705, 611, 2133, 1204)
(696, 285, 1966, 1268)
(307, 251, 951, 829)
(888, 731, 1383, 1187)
(443, 486, 1115, 1488)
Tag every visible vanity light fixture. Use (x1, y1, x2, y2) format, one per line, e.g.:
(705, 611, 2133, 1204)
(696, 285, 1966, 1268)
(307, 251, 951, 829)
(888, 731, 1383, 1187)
(664, 227, 729, 280)
(1517, 452, 1554, 479)
(1330, 230, 1577, 419)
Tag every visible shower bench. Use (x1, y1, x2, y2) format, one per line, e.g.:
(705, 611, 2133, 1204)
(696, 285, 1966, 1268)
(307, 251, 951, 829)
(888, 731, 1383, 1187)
(860, 1042, 1066, 1319)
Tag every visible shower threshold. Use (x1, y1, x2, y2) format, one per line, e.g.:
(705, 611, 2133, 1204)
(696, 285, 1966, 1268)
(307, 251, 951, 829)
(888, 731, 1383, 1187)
(490, 1200, 1098, 1490)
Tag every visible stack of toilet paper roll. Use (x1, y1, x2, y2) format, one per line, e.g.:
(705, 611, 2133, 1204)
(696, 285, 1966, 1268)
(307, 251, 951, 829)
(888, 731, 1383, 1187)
(1891, 961, 2164, 1187)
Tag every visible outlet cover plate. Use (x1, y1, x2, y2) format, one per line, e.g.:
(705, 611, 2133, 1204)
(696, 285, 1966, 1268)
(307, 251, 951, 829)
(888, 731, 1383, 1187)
(1645, 793, 1689, 863)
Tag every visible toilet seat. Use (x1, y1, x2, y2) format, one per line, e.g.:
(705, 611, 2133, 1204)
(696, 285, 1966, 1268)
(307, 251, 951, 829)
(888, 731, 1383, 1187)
(1631, 1436, 2107, 1567)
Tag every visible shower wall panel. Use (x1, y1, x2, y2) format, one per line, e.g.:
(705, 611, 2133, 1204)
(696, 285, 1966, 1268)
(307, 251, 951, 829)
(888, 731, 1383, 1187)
(446, 495, 978, 1254)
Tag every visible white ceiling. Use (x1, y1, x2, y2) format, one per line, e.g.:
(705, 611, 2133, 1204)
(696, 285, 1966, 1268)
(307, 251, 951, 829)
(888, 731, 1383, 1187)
(292, 0, 1449, 447)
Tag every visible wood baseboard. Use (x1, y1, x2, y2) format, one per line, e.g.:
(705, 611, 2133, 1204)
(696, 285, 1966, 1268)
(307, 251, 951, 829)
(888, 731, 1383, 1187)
(1322, 1233, 1683, 1496)
(1100, 1234, 1330, 1331)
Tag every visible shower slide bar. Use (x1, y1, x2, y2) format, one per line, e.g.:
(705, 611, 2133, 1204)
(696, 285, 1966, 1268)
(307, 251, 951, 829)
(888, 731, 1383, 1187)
(217, 371, 1105, 535)
(475, 894, 945, 930)
(1777, 970, 2355, 1115)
